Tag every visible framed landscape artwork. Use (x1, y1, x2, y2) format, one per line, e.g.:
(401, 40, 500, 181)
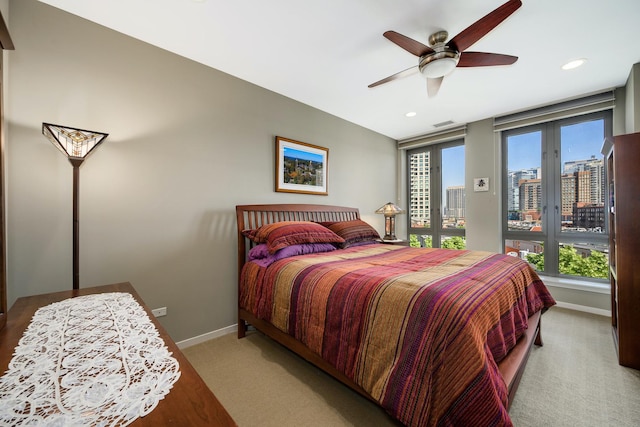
(275, 136, 328, 195)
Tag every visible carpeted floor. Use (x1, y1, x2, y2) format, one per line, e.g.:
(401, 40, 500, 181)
(183, 307, 640, 426)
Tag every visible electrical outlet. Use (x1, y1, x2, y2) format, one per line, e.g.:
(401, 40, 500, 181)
(151, 307, 167, 317)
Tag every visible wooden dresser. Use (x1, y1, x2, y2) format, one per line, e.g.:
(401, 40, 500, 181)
(603, 133, 640, 370)
(0, 282, 237, 426)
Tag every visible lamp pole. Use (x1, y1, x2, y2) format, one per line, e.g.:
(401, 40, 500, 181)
(70, 158, 84, 290)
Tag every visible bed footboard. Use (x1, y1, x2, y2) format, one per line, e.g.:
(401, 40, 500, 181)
(498, 310, 542, 409)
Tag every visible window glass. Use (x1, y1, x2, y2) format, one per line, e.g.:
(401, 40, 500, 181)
(557, 241, 609, 279)
(560, 120, 606, 234)
(441, 236, 466, 249)
(505, 239, 544, 271)
(506, 131, 542, 232)
(408, 141, 465, 249)
(441, 145, 465, 230)
(409, 234, 432, 248)
(409, 151, 430, 229)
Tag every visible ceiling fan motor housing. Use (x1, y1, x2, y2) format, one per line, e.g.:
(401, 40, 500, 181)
(419, 30, 460, 78)
(419, 49, 460, 78)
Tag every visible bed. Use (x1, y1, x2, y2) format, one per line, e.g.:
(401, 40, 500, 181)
(236, 204, 555, 427)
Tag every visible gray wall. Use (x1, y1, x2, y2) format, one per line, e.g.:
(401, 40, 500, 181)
(5, 0, 396, 341)
(625, 63, 640, 133)
(464, 119, 502, 252)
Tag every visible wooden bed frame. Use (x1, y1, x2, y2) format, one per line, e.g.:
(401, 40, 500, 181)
(235, 203, 543, 410)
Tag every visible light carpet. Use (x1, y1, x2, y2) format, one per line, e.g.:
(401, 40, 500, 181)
(183, 307, 640, 426)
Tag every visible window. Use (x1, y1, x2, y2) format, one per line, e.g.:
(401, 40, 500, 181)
(502, 111, 611, 280)
(407, 140, 465, 248)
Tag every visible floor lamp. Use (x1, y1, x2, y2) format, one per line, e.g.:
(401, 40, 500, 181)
(42, 123, 109, 290)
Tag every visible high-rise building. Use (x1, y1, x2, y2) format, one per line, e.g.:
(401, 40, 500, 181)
(559, 156, 605, 227)
(563, 156, 605, 205)
(409, 151, 430, 227)
(588, 160, 605, 205)
(519, 178, 541, 217)
(561, 173, 577, 221)
(507, 169, 538, 213)
(445, 185, 465, 219)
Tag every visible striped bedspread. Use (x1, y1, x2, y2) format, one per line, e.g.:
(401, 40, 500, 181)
(240, 244, 555, 426)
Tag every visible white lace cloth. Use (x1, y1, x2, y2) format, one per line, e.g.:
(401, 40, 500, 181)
(0, 292, 181, 426)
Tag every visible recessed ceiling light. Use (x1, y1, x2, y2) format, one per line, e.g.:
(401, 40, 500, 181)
(562, 58, 587, 70)
(405, 112, 417, 117)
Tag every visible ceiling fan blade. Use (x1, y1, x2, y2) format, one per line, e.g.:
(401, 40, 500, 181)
(368, 66, 418, 88)
(457, 52, 518, 67)
(427, 76, 443, 97)
(449, 0, 522, 52)
(383, 31, 434, 57)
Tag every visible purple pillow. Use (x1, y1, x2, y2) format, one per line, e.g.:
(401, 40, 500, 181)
(248, 243, 270, 261)
(248, 243, 337, 267)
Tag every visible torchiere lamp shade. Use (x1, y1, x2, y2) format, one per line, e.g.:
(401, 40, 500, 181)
(42, 123, 108, 161)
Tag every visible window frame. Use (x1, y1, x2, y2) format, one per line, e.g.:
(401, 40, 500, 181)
(501, 110, 612, 281)
(406, 139, 465, 248)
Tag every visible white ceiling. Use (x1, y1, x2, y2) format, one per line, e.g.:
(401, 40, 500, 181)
(37, 0, 640, 141)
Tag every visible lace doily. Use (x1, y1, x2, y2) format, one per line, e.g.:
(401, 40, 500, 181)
(0, 292, 181, 426)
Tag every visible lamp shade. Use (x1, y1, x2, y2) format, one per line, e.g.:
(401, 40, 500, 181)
(375, 202, 405, 216)
(42, 123, 108, 160)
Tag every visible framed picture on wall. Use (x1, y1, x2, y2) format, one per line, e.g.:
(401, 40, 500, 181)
(275, 136, 328, 195)
(473, 177, 489, 192)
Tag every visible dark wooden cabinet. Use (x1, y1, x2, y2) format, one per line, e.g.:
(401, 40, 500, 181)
(604, 132, 640, 369)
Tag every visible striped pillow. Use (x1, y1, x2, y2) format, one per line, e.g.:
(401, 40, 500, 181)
(242, 221, 345, 254)
(324, 219, 380, 248)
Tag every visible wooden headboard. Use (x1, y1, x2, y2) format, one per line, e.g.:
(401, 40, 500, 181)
(235, 204, 360, 277)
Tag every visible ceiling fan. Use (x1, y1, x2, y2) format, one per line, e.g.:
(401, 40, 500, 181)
(368, 0, 522, 97)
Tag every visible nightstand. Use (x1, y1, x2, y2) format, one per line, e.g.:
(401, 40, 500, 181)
(378, 239, 410, 246)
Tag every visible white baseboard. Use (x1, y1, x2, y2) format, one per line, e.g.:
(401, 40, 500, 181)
(176, 324, 237, 349)
(554, 301, 611, 317)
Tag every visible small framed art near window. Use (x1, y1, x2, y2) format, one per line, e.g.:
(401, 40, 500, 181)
(275, 136, 328, 195)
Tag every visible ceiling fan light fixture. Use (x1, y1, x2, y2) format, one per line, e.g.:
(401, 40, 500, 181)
(419, 51, 460, 78)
